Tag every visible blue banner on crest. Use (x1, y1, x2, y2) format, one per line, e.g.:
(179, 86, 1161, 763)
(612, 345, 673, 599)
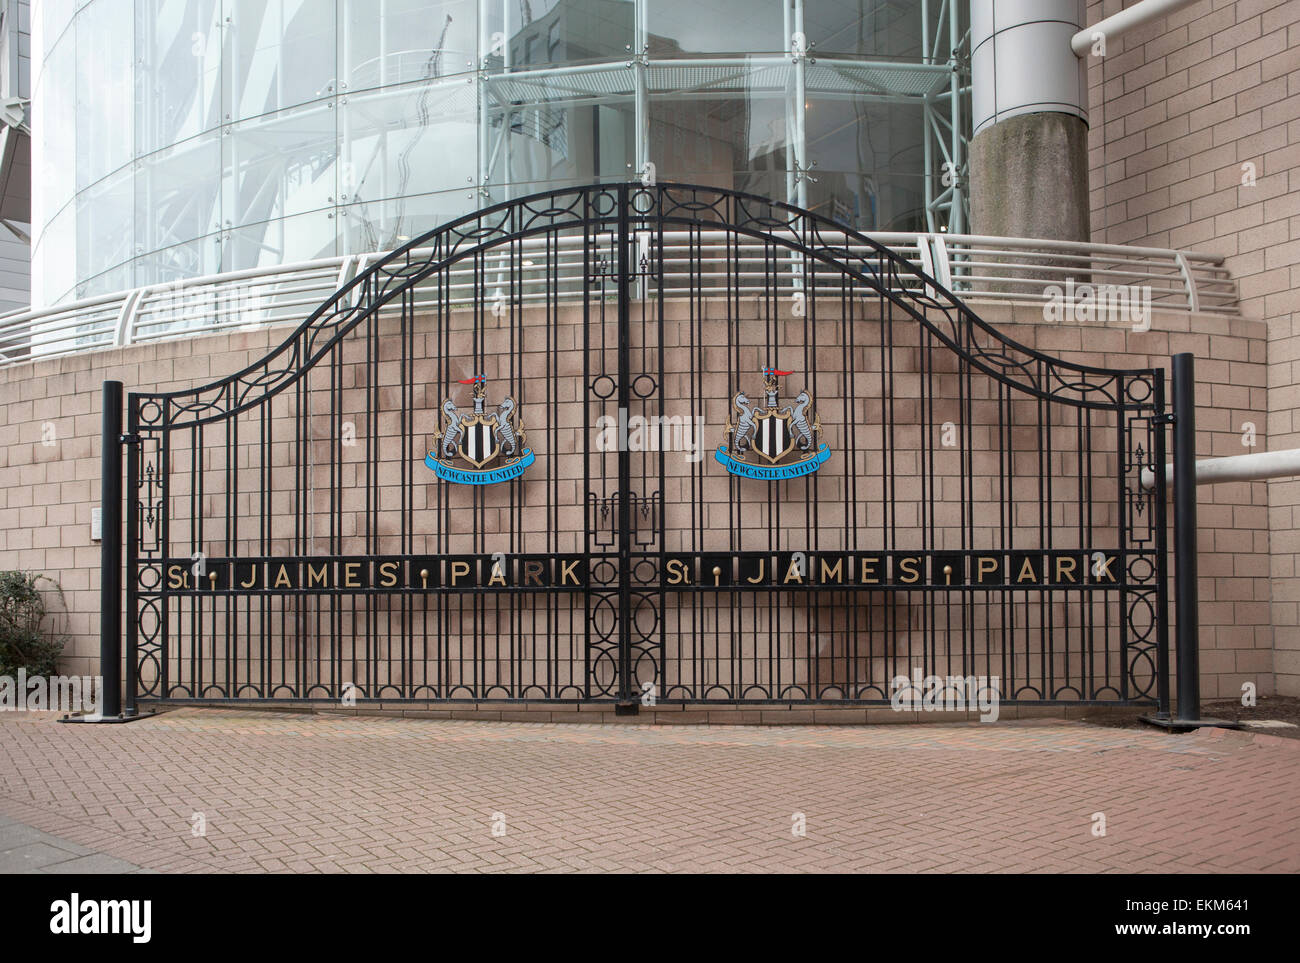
(715, 443, 831, 480)
(425, 448, 535, 485)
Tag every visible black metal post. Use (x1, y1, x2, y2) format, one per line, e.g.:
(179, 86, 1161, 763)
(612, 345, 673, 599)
(98, 380, 124, 718)
(1171, 353, 1200, 722)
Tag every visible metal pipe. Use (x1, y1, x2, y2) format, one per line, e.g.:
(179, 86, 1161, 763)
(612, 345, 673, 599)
(1071, 0, 1203, 57)
(1171, 353, 1200, 722)
(1140, 446, 1300, 489)
(98, 381, 123, 719)
(948, 0, 965, 233)
(793, 0, 808, 210)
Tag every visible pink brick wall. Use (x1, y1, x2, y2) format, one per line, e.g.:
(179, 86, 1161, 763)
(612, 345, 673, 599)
(1086, 0, 1300, 694)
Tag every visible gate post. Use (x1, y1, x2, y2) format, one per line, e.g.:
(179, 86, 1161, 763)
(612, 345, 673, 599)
(1167, 351, 1222, 729)
(61, 380, 150, 724)
(99, 380, 124, 719)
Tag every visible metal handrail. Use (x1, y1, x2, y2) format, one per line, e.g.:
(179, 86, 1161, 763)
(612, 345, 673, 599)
(0, 231, 1238, 368)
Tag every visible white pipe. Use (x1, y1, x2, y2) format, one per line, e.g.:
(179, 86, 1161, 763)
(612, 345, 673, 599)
(1140, 448, 1300, 490)
(1072, 0, 1203, 57)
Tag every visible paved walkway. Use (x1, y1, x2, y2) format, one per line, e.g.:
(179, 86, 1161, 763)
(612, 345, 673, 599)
(0, 811, 147, 873)
(0, 708, 1297, 873)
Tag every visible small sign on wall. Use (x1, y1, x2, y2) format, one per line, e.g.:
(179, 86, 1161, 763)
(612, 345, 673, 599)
(91, 507, 102, 542)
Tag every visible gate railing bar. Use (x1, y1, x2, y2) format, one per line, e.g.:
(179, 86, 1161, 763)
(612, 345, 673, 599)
(1153, 372, 1172, 719)
(615, 183, 636, 714)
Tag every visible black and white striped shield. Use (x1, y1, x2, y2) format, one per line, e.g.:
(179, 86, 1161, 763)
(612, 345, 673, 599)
(753, 410, 794, 464)
(458, 415, 500, 468)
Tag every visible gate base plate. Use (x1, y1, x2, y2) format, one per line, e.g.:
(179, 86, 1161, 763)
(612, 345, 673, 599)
(1139, 714, 1246, 733)
(58, 711, 158, 725)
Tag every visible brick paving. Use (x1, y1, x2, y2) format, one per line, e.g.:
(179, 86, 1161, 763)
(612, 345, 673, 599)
(0, 708, 1297, 873)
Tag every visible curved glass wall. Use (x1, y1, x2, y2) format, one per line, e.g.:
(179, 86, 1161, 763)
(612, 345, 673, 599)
(31, 0, 970, 307)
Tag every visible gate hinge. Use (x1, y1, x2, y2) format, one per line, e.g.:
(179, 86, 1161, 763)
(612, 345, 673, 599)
(119, 432, 141, 446)
(1153, 413, 1176, 425)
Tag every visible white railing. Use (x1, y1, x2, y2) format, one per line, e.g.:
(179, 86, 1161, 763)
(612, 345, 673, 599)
(0, 232, 1237, 369)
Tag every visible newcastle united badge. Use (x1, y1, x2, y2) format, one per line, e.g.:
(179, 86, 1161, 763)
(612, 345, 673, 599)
(425, 375, 534, 485)
(715, 366, 830, 480)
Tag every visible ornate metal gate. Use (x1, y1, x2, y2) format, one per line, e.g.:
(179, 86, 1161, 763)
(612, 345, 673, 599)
(116, 183, 1172, 711)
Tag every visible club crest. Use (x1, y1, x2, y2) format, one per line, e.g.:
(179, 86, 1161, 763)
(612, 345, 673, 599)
(424, 375, 535, 485)
(715, 367, 830, 480)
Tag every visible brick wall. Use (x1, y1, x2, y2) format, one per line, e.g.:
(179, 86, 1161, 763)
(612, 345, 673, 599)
(0, 299, 1270, 703)
(1085, 0, 1299, 695)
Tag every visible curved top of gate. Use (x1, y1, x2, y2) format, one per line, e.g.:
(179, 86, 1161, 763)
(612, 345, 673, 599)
(134, 182, 1163, 431)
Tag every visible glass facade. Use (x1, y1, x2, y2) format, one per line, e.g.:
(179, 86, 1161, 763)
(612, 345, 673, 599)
(31, 0, 969, 307)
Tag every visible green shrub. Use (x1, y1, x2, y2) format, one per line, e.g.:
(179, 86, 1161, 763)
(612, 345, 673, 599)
(0, 572, 67, 678)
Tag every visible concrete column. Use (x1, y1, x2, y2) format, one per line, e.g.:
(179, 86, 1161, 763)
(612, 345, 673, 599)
(969, 0, 1090, 243)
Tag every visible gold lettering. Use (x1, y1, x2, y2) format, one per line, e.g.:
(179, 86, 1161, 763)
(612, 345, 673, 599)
(859, 557, 880, 584)
(273, 564, 292, 588)
(488, 562, 507, 587)
(820, 558, 843, 584)
(1016, 557, 1038, 583)
(898, 557, 920, 584)
(976, 556, 999, 584)
(239, 564, 257, 589)
(378, 562, 398, 588)
(783, 559, 804, 584)
(745, 559, 765, 584)
(524, 561, 544, 586)
(1093, 554, 1117, 582)
(666, 560, 687, 585)
(307, 563, 329, 588)
(1055, 556, 1077, 583)
(450, 561, 470, 586)
(560, 559, 580, 586)
(167, 565, 184, 589)
(343, 562, 361, 588)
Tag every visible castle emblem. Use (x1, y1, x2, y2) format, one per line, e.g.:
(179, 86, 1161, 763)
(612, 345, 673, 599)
(715, 367, 830, 480)
(424, 376, 534, 485)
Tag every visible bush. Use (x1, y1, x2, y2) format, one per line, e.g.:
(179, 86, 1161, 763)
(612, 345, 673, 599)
(0, 572, 67, 678)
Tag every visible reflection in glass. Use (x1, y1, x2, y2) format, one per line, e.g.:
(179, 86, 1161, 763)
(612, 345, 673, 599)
(340, 191, 479, 255)
(75, 0, 134, 190)
(804, 98, 925, 231)
(137, 131, 222, 280)
(343, 0, 478, 92)
(223, 209, 336, 273)
(33, 0, 968, 305)
(228, 0, 336, 121)
(647, 0, 782, 58)
(801, 0, 937, 61)
(341, 77, 478, 250)
(76, 167, 136, 288)
(222, 102, 337, 233)
(648, 88, 788, 197)
(135, 0, 223, 157)
(495, 0, 634, 70)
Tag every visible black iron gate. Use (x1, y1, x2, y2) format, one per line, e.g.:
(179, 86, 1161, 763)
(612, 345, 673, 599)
(106, 183, 1178, 713)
